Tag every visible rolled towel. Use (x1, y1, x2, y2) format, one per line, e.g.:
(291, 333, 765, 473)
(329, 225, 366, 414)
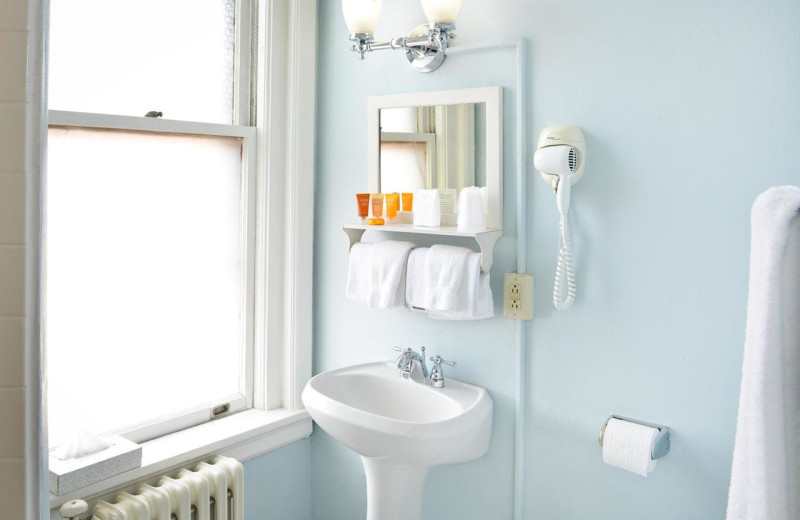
(368, 240, 416, 308)
(457, 186, 487, 233)
(422, 244, 473, 312)
(346, 242, 372, 304)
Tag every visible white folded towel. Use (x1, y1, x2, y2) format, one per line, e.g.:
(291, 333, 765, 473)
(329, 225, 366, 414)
(367, 240, 416, 308)
(430, 270, 494, 320)
(405, 247, 429, 310)
(345, 242, 372, 304)
(406, 245, 493, 320)
(422, 245, 472, 311)
(727, 185, 800, 520)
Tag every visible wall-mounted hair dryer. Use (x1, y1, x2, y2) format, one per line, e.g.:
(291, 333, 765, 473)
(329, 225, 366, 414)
(533, 126, 586, 311)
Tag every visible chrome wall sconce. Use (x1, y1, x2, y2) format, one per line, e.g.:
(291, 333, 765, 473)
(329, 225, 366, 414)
(342, 0, 462, 73)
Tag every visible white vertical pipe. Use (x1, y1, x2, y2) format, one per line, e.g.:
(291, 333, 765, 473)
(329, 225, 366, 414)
(513, 39, 528, 520)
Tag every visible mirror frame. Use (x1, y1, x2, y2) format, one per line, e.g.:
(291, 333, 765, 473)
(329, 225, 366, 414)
(368, 86, 503, 231)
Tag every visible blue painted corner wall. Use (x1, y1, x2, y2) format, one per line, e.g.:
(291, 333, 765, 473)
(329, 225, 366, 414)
(302, 0, 800, 519)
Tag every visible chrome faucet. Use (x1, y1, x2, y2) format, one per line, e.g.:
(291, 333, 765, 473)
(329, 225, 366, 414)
(393, 346, 429, 383)
(393, 347, 457, 388)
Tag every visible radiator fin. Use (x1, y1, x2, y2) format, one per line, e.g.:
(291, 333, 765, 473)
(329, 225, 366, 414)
(87, 456, 243, 520)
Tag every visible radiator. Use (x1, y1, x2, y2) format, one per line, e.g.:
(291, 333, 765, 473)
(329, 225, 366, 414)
(86, 455, 243, 520)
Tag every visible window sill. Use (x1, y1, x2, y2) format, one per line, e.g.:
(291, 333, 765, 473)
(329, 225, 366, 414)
(49, 408, 311, 513)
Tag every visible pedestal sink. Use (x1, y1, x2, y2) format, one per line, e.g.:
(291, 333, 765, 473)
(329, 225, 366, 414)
(302, 362, 493, 520)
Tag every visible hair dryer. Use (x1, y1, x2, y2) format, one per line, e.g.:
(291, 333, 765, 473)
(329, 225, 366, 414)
(533, 126, 586, 311)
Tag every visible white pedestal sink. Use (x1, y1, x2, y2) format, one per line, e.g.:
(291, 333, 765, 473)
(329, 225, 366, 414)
(302, 362, 493, 520)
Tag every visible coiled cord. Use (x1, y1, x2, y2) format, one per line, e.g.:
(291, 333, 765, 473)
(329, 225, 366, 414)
(553, 212, 576, 310)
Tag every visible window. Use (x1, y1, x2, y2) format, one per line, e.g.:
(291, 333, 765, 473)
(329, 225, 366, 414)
(45, 0, 259, 448)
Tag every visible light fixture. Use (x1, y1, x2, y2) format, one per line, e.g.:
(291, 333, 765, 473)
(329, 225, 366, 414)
(342, 0, 462, 73)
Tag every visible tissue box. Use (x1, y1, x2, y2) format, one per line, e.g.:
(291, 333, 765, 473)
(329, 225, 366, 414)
(49, 436, 142, 495)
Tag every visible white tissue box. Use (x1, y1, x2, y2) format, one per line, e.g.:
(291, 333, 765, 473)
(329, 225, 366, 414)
(49, 436, 142, 495)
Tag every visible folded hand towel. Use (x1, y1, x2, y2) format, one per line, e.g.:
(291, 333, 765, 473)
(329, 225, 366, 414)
(429, 253, 494, 320)
(422, 245, 473, 311)
(405, 247, 429, 310)
(727, 185, 800, 520)
(346, 242, 372, 304)
(368, 240, 416, 308)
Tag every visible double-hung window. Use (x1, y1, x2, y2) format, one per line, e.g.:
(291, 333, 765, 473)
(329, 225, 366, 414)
(45, 0, 260, 449)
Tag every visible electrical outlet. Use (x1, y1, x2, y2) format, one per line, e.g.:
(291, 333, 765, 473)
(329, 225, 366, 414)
(503, 273, 534, 320)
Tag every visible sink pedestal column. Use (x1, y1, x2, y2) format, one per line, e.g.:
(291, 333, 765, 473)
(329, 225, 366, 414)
(362, 457, 430, 520)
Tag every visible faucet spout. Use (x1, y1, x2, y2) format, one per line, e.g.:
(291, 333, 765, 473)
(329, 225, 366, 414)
(393, 346, 429, 382)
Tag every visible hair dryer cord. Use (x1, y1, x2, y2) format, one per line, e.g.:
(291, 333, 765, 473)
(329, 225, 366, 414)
(553, 213, 576, 310)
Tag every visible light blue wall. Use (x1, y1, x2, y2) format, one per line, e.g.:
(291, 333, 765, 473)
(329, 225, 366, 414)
(244, 439, 312, 520)
(312, 1, 800, 519)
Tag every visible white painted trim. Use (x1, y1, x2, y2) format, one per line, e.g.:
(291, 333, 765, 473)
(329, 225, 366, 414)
(234, 0, 254, 126)
(254, 0, 316, 411)
(105, 396, 248, 445)
(48, 409, 312, 518)
(381, 131, 436, 143)
(47, 110, 256, 139)
(282, 0, 316, 410)
(367, 87, 503, 231)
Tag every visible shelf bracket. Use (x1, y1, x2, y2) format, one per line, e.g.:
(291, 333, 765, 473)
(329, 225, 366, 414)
(344, 227, 367, 251)
(474, 231, 501, 272)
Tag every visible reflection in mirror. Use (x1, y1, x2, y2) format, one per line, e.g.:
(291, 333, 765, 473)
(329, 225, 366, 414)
(379, 103, 486, 213)
(368, 87, 502, 231)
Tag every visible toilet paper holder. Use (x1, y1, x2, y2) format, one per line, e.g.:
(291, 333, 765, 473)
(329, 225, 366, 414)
(598, 415, 671, 460)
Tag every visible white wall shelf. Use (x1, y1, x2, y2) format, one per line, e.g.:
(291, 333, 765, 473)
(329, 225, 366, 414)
(342, 223, 502, 272)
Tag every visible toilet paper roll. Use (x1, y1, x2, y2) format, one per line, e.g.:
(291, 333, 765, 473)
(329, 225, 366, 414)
(602, 418, 659, 477)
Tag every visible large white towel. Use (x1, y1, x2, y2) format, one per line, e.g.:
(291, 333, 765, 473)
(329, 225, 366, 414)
(368, 240, 416, 308)
(727, 186, 800, 520)
(422, 245, 472, 311)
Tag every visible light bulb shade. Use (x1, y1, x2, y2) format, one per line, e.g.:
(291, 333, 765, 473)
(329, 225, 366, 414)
(342, 0, 382, 35)
(420, 0, 462, 23)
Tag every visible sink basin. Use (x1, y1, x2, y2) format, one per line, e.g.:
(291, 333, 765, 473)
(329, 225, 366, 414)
(302, 361, 493, 520)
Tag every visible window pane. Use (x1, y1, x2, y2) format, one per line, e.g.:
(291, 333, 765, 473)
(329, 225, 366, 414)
(380, 142, 428, 193)
(48, 0, 237, 124)
(46, 128, 244, 447)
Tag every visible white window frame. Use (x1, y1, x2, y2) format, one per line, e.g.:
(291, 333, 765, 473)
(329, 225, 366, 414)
(44, 0, 316, 511)
(46, 1, 258, 446)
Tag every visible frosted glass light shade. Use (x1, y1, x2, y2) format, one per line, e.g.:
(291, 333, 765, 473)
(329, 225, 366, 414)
(342, 0, 382, 34)
(420, 0, 462, 23)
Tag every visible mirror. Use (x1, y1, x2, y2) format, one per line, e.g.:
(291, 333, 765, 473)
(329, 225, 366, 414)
(368, 87, 503, 231)
(379, 103, 486, 205)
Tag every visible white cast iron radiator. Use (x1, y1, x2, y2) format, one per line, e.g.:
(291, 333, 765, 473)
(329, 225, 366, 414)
(62, 455, 244, 520)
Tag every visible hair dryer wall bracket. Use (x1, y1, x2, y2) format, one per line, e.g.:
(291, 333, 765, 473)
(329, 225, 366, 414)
(535, 126, 586, 191)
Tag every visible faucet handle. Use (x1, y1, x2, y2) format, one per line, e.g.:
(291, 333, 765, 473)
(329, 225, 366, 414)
(430, 355, 456, 367)
(429, 355, 456, 388)
(393, 346, 410, 353)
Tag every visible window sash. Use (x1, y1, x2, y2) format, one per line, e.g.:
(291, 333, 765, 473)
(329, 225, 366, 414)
(45, 109, 258, 445)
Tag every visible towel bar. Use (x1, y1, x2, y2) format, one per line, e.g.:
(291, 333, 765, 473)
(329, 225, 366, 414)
(343, 223, 501, 272)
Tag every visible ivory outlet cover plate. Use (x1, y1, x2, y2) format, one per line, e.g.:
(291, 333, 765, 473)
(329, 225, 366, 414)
(503, 273, 534, 320)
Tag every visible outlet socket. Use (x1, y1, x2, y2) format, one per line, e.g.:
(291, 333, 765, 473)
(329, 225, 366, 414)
(503, 273, 534, 320)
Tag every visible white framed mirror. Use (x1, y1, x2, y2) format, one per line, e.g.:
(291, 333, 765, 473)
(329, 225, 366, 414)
(368, 86, 503, 231)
